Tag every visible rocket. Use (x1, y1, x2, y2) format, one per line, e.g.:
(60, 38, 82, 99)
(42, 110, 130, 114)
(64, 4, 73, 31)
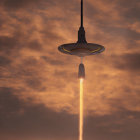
(78, 63, 85, 79)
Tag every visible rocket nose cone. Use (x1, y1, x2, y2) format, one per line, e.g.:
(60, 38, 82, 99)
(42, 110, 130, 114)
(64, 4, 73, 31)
(78, 63, 85, 79)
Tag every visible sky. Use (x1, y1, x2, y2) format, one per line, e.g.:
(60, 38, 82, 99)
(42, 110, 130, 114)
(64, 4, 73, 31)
(0, 0, 140, 140)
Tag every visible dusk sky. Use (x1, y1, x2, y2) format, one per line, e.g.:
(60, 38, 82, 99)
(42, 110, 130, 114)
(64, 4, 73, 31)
(0, 0, 140, 140)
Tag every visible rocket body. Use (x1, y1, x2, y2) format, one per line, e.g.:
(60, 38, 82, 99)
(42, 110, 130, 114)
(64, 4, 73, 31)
(78, 63, 85, 79)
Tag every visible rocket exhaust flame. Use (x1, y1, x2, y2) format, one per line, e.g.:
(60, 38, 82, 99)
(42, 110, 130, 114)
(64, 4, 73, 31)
(79, 78, 84, 140)
(79, 58, 85, 140)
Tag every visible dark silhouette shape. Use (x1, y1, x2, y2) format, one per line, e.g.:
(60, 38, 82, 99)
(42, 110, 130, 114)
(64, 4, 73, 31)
(78, 63, 85, 79)
(58, 0, 105, 78)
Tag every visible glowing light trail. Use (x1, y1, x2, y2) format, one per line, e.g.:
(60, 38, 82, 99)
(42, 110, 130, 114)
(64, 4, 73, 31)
(79, 78, 84, 140)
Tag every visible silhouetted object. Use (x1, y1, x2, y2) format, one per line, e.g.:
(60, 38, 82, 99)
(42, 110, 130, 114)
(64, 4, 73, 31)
(58, 0, 105, 78)
(78, 63, 85, 79)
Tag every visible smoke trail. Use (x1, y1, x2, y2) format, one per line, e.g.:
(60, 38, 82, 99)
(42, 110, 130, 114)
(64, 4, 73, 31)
(79, 79, 84, 140)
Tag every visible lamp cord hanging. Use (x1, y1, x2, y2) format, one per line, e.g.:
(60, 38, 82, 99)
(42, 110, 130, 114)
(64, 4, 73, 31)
(81, 0, 83, 27)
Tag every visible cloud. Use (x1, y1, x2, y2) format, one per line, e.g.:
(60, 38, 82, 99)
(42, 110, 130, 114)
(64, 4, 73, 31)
(0, 56, 11, 66)
(0, 87, 78, 140)
(0, 0, 40, 10)
(0, 0, 140, 139)
(114, 53, 140, 71)
(0, 36, 19, 54)
(0, 87, 140, 140)
(0, 0, 139, 116)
